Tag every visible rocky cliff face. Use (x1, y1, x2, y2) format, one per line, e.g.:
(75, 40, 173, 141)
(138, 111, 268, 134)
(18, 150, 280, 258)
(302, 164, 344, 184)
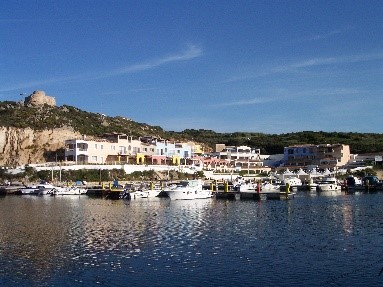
(0, 127, 81, 166)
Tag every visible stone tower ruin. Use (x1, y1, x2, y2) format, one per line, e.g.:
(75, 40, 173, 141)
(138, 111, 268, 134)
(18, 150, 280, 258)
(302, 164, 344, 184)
(24, 90, 56, 106)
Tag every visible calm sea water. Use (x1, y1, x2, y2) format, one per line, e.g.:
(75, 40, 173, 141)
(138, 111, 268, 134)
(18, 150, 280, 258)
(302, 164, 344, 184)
(1, 192, 383, 287)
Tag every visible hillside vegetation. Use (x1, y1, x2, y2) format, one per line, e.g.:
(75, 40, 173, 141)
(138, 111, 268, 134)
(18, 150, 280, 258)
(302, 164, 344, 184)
(0, 101, 171, 139)
(1, 101, 383, 155)
(179, 129, 383, 154)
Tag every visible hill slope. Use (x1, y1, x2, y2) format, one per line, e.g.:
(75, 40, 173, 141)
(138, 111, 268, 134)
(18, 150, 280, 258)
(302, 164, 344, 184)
(0, 101, 186, 166)
(0, 100, 382, 167)
(0, 101, 171, 138)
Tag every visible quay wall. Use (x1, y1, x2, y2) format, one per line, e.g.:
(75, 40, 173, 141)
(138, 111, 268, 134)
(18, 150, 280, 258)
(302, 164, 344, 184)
(27, 164, 243, 182)
(31, 163, 203, 175)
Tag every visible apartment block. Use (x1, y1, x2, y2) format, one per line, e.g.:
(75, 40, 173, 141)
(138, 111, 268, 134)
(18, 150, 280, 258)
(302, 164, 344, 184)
(283, 144, 350, 168)
(65, 133, 192, 165)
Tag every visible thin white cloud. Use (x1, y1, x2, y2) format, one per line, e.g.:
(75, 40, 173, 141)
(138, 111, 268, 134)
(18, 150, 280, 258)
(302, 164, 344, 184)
(128, 87, 158, 93)
(289, 52, 383, 69)
(0, 45, 203, 93)
(307, 29, 344, 41)
(110, 45, 202, 76)
(309, 26, 353, 41)
(226, 51, 383, 83)
(213, 96, 279, 107)
(291, 26, 353, 43)
(212, 87, 368, 107)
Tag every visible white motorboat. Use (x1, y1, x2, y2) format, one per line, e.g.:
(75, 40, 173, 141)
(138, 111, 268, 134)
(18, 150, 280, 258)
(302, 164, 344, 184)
(163, 179, 212, 200)
(130, 188, 162, 199)
(307, 179, 319, 191)
(52, 186, 87, 196)
(239, 180, 289, 200)
(316, 177, 341, 192)
(261, 182, 281, 192)
(15, 183, 56, 195)
(238, 182, 258, 192)
(239, 181, 280, 193)
(283, 177, 302, 189)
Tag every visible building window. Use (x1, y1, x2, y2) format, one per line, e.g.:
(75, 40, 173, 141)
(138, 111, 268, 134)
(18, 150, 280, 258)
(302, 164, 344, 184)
(95, 144, 98, 149)
(92, 156, 97, 162)
(100, 145, 104, 150)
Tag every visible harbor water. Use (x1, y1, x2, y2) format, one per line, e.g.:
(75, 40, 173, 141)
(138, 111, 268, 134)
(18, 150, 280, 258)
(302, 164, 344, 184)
(1, 192, 383, 286)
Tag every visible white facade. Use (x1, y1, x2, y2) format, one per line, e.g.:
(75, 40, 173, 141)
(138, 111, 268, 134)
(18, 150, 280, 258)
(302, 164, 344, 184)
(65, 134, 192, 165)
(212, 145, 263, 168)
(154, 140, 192, 158)
(65, 134, 147, 164)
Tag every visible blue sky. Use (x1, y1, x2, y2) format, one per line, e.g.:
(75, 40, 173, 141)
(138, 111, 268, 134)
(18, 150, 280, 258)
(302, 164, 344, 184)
(0, 1, 382, 134)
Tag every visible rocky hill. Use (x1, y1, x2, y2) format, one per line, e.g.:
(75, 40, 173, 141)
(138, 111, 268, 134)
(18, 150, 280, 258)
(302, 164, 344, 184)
(0, 91, 186, 166)
(0, 126, 81, 167)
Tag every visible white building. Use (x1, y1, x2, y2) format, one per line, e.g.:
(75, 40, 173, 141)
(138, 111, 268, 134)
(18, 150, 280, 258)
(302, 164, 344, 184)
(65, 133, 193, 165)
(65, 133, 150, 164)
(211, 144, 264, 172)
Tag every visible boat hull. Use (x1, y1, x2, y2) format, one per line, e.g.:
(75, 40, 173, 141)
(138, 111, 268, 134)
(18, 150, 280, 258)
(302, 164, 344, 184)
(52, 187, 86, 196)
(163, 180, 212, 200)
(165, 189, 213, 200)
(317, 184, 341, 192)
(131, 189, 162, 199)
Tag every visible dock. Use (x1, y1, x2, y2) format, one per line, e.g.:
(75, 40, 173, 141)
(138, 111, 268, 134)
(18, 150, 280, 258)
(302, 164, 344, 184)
(214, 191, 238, 200)
(86, 188, 124, 199)
(214, 185, 295, 200)
(239, 191, 295, 200)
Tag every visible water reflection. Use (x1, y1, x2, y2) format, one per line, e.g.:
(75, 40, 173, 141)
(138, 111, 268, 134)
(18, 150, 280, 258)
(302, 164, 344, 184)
(0, 196, 87, 285)
(1, 194, 383, 286)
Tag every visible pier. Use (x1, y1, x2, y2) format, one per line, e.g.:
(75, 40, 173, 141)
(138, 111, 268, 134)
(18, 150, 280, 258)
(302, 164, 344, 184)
(238, 190, 295, 200)
(211, 181, 296, 200)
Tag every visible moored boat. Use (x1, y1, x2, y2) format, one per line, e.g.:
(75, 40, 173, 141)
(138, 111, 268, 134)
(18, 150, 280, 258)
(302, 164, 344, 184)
(51, 186, 87, 196)
(130, 188, 162, 199)
(283, 177, 302, 191)
(316, 177, 341, 192)
(163, 179, 212, 200)
(261, 182, 281, 192)
(15, 183, 56, 195)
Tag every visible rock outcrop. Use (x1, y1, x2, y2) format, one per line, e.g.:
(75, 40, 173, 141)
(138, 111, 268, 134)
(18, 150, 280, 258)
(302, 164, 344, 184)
(0, 127, 81, 166)
(24, 91, 56, 106)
